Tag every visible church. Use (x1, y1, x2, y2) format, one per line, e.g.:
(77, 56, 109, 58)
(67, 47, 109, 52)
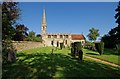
(41, 8, 86, 47)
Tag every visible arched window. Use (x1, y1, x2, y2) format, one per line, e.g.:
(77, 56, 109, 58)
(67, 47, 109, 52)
(48, 35, 51, 38)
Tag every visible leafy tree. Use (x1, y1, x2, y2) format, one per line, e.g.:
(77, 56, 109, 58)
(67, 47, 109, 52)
(27, 31, 35, 41)
(28, 31, 35, 37)
(114, 1, 120, 43)
(115, 1, 120, 25)
(26, 31, 42, 42)
(87, 28, 99, 42)
(2, 2, 20, 40)
(101, 1, 120, 48)
(13, 24, 29, 41)
(2, 2, 20, 63)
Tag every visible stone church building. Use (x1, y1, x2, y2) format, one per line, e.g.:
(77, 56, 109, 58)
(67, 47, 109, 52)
(41, 8, 85, 47)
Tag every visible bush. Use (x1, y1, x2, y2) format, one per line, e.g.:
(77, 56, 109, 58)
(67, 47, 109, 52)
(25, 37, 42, 42)
(84, 41, 96, 51)
(33, 37, 42, 42)
(95, 42, 104, 55)
(74, 42, 82, 51)
(71, 42, 82, 56)
(71, 42, 83, 61)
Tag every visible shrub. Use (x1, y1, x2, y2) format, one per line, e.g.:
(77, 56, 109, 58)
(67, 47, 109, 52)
(25, 37, 42, 42)
(70, 42, 83, 61)
(74, 42, 83, 61)
(95, 42, 104, 55)
(84, 41, 96, 51)
(74, 42, 82, 51)
(33, 37, 42, 42)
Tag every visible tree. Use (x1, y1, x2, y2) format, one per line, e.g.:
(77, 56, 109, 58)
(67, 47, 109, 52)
(114, 1, 120, 43)
(28, 31, 35, 37)
(13, 24, 29, 41)
(87, 28, 99, 42)
(27, 31, 35, 41)
(2, 2, 20, 63)
(101, 1, 120, 48)
(2, 2, 20, 40)
(115, 1, 120, 25)
(26, 31, 43, 42)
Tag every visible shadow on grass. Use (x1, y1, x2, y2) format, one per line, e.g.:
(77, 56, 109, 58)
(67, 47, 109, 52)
(2, 52, 120, 79)
(103, 49, 120, 56)
(85, 48, 120, 56)
(86, 53, 98, 55)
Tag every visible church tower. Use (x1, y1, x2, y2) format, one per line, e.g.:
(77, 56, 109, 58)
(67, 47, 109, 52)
(41, 8, 47, 35)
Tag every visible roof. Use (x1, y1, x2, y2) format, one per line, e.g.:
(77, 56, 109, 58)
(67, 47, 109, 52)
(71, 34, 85, 40)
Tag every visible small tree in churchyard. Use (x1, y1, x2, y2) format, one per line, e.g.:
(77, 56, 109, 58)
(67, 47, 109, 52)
(71, 42, 83, 61)
(95, 42, 104, 55)
(87, 27, 100, 42)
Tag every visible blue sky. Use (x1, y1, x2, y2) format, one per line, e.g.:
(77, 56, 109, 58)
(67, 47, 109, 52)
(17, 2, 118, 40)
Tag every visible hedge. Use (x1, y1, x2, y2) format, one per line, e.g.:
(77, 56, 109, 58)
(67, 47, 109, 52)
(74, 42, 82, 51)
(95, 42, 104, 55)
(71, 42, 83, 61)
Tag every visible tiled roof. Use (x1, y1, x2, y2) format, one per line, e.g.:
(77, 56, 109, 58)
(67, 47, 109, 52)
(71, 34, 85, 40)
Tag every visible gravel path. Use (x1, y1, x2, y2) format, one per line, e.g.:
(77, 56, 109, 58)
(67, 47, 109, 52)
(84, 55, 120, 68)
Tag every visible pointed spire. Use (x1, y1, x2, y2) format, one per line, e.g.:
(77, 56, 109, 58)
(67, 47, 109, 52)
(41, 8, 47, 35)
(42, 8, 46, 24)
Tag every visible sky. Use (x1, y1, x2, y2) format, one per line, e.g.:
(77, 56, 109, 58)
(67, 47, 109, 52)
(17, 2, 118, 40)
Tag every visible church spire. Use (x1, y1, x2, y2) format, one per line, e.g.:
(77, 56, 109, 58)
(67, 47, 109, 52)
(41, 8, 47, 35)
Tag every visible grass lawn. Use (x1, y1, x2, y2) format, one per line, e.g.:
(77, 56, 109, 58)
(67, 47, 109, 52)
(3, 47, 120, 78)
(83, 48, 120, 65)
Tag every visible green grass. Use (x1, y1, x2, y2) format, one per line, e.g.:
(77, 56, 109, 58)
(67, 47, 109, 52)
(83, 48, 120, 65)
(3, 47, 120, 78)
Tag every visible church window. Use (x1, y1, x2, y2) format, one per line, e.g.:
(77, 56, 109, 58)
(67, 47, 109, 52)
(82, 41, 84, 44)
(60, 35, 63, 38)
(65, 35, 68, 38)
(54, 35, 57, 38)
(48, 35, 51, 38)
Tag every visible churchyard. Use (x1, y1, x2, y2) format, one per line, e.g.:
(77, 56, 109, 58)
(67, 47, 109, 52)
(2, 46, 120, 78)
(2, 2, 120, 79)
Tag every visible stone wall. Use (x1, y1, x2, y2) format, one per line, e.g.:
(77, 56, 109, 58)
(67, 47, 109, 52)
(12, 41, 44, 51)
